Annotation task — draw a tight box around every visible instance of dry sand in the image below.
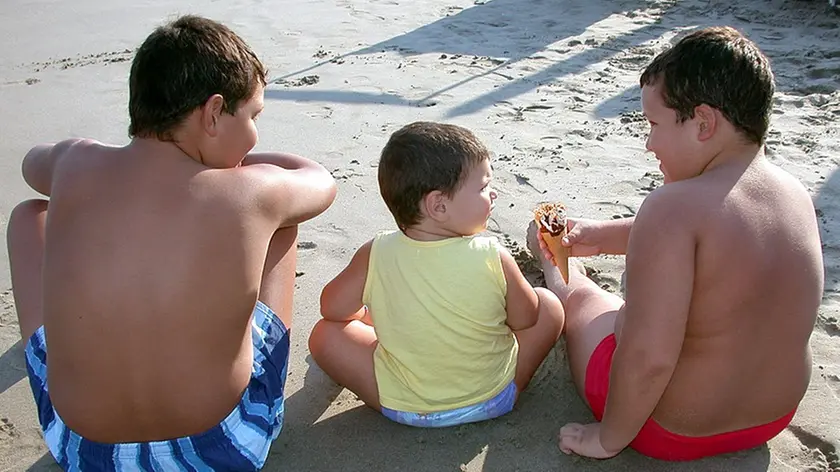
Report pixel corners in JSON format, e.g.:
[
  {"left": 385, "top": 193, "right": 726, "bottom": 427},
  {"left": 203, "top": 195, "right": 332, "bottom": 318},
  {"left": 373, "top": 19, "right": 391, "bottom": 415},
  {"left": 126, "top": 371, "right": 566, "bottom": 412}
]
[{"left": 1, "top": 0, "right": 839, "bottom": 470}]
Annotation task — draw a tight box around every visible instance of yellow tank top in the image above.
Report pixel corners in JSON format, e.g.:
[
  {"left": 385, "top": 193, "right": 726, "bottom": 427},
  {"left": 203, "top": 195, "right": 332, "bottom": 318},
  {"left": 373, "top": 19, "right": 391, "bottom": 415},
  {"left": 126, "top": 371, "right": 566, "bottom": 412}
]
[{"left": 363, "top": 230, "right": 518, "bottom": 413}]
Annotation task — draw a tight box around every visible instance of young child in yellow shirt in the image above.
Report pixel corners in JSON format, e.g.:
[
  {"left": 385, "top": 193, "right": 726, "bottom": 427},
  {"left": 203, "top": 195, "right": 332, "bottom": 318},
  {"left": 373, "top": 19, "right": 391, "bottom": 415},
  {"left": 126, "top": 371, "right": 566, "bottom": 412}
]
[{"left": 309, "top": 121, "right": 565, "bottom": 427}]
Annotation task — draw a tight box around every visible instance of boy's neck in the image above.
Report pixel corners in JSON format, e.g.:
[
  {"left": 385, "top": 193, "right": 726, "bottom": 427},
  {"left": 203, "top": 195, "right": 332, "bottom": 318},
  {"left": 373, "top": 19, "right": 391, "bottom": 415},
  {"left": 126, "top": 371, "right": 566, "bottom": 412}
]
[
  {"left": 128, "top": 136, "right": 204, "bottom": 165},
  {"left": 701, "top": 140, "right": 763, "bottom": 176}
]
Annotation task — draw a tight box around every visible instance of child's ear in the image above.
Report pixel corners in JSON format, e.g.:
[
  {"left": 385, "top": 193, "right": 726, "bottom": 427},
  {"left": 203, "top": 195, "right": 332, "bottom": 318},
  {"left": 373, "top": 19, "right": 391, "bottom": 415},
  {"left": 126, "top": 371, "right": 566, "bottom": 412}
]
[
  {"left": 422, "top": 190, "right": 449, "bottom": 223},
  {"left": 694, "top": 104, "right": 717, "bottom": 141},
  {"left": 201, "top": 94, "right": 225, "bottom": 137}
]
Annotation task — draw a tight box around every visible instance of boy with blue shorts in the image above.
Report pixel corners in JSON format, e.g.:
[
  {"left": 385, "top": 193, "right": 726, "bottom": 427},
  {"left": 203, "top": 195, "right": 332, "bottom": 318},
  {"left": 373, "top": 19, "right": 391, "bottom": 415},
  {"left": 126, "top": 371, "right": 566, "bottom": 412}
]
[
  {"left": 309, "top": 122, "right": 566, "bottom": 427},
  {"left": 6, "top": 15, "right": 336, "bottom": 471}
]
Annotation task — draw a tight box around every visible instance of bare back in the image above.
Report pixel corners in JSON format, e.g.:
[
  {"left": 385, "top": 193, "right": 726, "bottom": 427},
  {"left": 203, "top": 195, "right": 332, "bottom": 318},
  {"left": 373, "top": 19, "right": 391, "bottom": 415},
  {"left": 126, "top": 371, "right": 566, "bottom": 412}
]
[
  {"left": 651, "top": 158, "right": 823, "bottom": 435},
  {"left": 42, "top": 142, "right": 283, "bottom": 442}
]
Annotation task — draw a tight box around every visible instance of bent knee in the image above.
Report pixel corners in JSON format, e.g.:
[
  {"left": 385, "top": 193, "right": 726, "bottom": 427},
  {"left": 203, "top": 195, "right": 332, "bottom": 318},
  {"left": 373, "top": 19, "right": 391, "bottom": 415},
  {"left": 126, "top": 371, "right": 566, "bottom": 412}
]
[
  {"left": 308, "top": 320, "right": 328, "bottom": 353},
  {"left": 534, "top": 286, "right": 560, "bottom": 303},
  {"left": 308, "top": 320, "right": 339, "bottom": 361},
  {"left": 7, "top": 199, "right": 48, "bottom": 244},
  {"left": 535, "top": 288, "right": 565, "bottom": 317}
]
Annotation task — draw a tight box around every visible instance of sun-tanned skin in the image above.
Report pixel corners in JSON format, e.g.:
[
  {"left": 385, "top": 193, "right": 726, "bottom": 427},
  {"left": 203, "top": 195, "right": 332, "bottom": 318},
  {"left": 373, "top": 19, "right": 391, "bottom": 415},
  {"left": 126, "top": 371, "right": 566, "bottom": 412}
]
[
  {"left": 7, "top": 85, "right": 337, "bottom": 443},
  {"left": 529, "top": 46, "right": 823, "bottom": 457}
]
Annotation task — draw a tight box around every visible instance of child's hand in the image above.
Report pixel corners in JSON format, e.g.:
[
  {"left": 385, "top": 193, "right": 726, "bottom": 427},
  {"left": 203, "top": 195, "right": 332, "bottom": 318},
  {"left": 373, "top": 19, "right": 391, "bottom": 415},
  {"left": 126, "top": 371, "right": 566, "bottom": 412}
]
[{"left": 562, "top": 218, "right": 603, "bottom": 257}]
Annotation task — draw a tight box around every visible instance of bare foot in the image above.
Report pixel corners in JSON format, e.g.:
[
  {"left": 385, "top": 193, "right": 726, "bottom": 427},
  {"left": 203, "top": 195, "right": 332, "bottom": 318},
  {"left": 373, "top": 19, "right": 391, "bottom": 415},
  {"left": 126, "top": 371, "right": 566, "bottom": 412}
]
[{"left": 526, "top": 221, "right": 588, "bottom": 304}]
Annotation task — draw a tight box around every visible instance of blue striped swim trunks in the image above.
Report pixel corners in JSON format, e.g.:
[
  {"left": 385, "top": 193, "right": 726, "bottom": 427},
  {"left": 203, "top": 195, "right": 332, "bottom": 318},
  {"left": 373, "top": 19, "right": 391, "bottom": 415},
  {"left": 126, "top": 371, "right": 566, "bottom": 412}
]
[
  {"left": 24, "top": 301, "right": 289, "bottom": 471},
  {"left": 381, "top": 381, "right": 517, "bottom": 428}
]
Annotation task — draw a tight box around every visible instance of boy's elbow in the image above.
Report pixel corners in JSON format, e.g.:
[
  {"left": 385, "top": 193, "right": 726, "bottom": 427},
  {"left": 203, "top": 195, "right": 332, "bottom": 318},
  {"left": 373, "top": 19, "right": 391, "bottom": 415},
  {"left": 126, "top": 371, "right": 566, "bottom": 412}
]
[
  {"left": 22, "top": 147, "right": 50, "bottom": 196},
  {"left": 318, "top": 171, "right": 338, "bottom": 211},
  {"left": 623, "top": 346, "right": 677, "bottom": 380},
  {"left": 306, "top": 173, "right": 337, "bottom": 222}
]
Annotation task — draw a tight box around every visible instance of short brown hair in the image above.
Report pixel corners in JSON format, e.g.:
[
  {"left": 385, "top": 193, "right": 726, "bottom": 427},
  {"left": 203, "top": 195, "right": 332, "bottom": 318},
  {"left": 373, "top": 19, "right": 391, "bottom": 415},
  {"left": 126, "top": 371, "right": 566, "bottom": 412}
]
[
  {"left": 128, "top": 15, "right": 267, "bottom": 141},
  {"left": 640, "top": 26, "right": 775, "bottom": 145},
  {"left": 378, "top": 122, "right": 490, "bottom": 230}
]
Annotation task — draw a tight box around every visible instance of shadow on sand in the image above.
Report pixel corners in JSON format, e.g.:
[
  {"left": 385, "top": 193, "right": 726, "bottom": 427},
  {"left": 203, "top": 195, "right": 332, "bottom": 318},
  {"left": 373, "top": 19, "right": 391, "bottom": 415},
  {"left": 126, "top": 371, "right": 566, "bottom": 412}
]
[
  {"left": 267, "top": 0, "right": 677, "bottom": 118},
  {"left": 265, "top": 351, "right": 771, "bottom": 472}
]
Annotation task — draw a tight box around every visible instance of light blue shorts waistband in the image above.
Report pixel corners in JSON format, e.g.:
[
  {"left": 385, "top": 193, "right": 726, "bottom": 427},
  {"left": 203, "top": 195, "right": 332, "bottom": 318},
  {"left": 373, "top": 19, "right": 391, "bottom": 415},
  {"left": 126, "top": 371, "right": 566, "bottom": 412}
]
[{"left": 381, "top": 381, "right": 517, "bottom": 428}]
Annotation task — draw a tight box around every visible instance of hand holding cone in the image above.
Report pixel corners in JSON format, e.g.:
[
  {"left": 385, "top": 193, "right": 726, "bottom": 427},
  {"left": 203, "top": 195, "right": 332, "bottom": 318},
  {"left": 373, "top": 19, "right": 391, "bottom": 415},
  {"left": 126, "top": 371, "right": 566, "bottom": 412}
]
[{"left": 533, "top": 202, "right": 570, "bottom": 283}]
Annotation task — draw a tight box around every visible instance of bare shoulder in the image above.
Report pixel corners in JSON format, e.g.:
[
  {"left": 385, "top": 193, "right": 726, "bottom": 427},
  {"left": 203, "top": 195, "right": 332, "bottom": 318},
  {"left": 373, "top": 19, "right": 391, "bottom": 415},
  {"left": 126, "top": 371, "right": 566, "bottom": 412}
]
[
  {"left": 766, "top": 162, "right": 812, "bottom": 199},
  {"left": 22, "top": 138, "right": 108, "bottom": 195},
  {"left": 635, "top": 181, "right": 705, "bottom": 233},
  {"left": 762, "top": 162, "right": 819, "bottom": 227},
  {"left": 52, "top": 137, "right": 103, "bottom": 156},
  {"left": 26, "top": 138, "right": 92, "bottom": 162}
]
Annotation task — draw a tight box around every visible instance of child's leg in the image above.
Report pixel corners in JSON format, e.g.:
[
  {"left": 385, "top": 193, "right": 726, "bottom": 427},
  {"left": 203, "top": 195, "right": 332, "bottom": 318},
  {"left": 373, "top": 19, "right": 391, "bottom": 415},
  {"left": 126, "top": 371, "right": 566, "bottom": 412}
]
[
  {"left": 526, "top": 226, "right": 623, "bottom": 404},
  {"left": 512, "top": 287, "right": 565, "bottom": 393},
  {"left": 308, "top": 317, "right": 381, "bottom": 410},
  {"left": 6, "top": 199, "right": 49, "bottom": 341},
  {"left": 257, "top": 226, "right": 299, "bottom": 329}
]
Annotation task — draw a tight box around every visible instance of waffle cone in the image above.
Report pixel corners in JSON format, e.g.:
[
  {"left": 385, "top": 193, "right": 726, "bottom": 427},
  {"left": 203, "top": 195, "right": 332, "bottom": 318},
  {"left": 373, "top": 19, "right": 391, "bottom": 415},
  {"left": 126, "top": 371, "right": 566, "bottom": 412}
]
[{"left": 540, "top": 227, "right": 569, "bottom": 283}]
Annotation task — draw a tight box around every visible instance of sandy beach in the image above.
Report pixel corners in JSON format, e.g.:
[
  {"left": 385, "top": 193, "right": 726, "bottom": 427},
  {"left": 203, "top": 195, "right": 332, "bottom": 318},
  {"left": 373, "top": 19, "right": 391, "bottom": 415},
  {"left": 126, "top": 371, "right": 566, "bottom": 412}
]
[{"left": 1, "top": 0, "right": 839, "bottom": 470}]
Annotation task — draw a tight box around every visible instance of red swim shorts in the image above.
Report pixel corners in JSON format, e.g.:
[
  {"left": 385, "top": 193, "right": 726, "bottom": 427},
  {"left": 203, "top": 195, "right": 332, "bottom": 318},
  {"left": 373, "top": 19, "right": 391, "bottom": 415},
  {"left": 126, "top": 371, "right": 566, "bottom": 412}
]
[{"left": 584, "top": 334, "right": 795, "bottom": 461}]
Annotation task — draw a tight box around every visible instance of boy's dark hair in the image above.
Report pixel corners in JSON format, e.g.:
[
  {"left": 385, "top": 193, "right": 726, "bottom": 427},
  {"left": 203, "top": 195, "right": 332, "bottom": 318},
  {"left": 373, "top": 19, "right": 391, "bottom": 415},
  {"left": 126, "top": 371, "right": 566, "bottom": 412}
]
[
  {"left": 640, "top": 26, "right": 774, "bottom": 145},
  {"left": 378, "top": 122, "right": 490, "bottom": 230},
  {"left": 128, "top": 15, "right": 267, "bottom": 141}
]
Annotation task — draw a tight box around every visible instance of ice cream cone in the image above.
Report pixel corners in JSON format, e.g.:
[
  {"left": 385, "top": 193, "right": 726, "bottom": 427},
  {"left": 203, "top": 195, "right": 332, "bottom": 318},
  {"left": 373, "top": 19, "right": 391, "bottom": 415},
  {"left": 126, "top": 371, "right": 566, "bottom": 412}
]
[
  {"left": 539, "top": 226, "right": 570, "bottom": 283},
  {"left": 533, "top": 201, "right": 570, "bottom": 283}
]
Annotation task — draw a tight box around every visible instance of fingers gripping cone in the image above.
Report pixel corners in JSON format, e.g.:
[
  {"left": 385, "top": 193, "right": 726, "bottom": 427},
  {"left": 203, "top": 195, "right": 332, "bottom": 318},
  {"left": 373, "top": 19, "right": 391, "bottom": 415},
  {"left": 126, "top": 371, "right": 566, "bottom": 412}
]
[{"left": 533, "top": 202, "right": 570, "bottom": 283}]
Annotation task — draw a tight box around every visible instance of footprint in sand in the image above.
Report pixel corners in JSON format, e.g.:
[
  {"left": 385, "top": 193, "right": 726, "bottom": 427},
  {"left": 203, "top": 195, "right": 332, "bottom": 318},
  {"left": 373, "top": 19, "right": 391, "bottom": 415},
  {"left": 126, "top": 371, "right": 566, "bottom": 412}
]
[
  {"left": 0, "top": 290, "right": 16, "bottom": 327},
  {"left": 308, "top": 223, "right": 352, "bottom": 253},
  {"left": 584, "top": 266, "right": 622, "bottom": 294},
  {"left": 297, "top": 241, "right": 317, "bottom": 251},
  {"left": 272, "top": 75, "right": 320, "bottom": 87},
  {"left": 638, "top": 171, "right": 664, "bottom": 196},
  {"left": 306, "top": 106, "right": 333, "bottom": 120},
  {"left": 787, "top": 425, "right": 840, "bottom": 472},
  {"left": 441, "top": 5, "right": 464, "bottom": 16},
  {"left": 594, "top": 200, "right": 638, "bottom": 217},
  {"left": 27, "top": 49, "right": 134, "bottom": 72},
  {"left": 0, "top": 78, "right": 41, "bottom": 88},
  {"left": 500, "top": 234, "right": 544, "bottom": 288},
  {"left": 493, "top": 101, "right": 537, "bottom": 122},
  {"left": 331, "top": 160, "right": 365, "bottom": 181},
  {"left": 335, "top": 0, "right": 387, "bottom": 22},
  {"left": 0, "top": 418, "right": 20, "bottom": 440},
  {"left": 818, "top": 314, "right": 840, "bottom": 337}
]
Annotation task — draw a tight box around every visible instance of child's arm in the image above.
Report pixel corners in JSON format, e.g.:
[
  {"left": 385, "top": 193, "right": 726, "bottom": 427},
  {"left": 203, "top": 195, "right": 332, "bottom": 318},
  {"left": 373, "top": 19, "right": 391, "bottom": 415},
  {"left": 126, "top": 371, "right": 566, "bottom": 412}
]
[
  {"left": 499, "top": 247, "right": 540, "bottom": 331},
  {"left": 21, "top": 138, "right": 86, "bottom": 196},
  {"left": 320, "top": 240, "right": 373, "bottom": 322},
  {"left": 243, "top": 152, "right": 337, "bottom": 228}
]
